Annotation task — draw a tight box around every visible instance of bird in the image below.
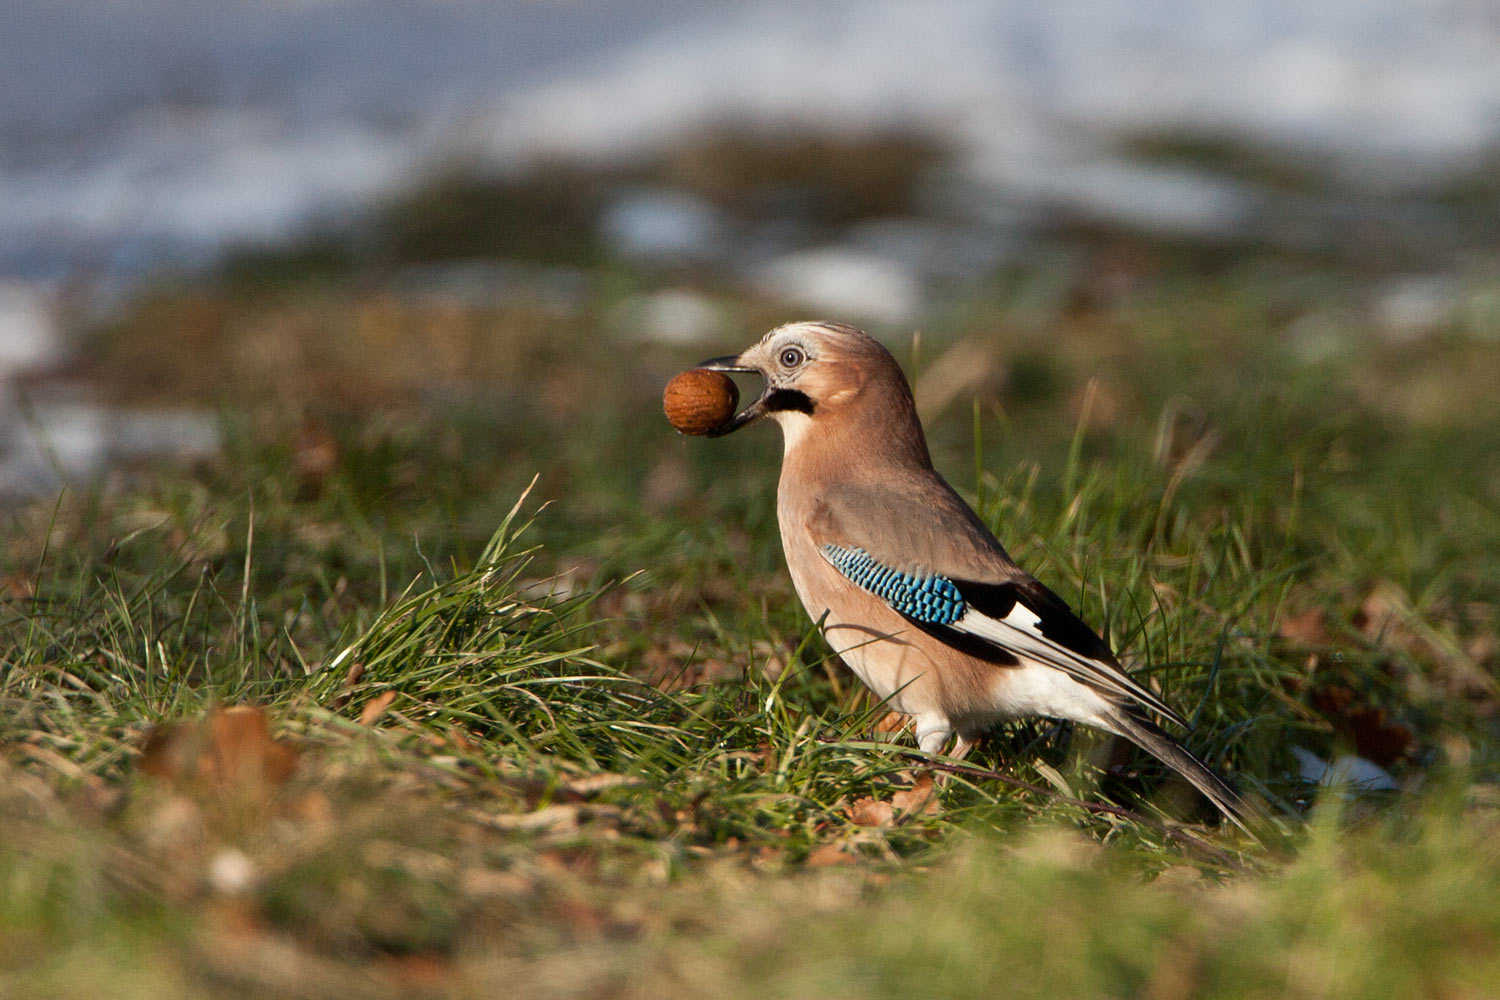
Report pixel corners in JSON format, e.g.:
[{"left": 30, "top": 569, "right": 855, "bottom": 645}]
[{"left": 695, "top": 320, "right": 1253, "bottom": 830}]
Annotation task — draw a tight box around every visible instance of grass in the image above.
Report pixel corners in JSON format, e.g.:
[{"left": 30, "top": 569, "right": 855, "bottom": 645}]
[{"left": 3, "top": 240, "right": 1500, "bottom": 997}]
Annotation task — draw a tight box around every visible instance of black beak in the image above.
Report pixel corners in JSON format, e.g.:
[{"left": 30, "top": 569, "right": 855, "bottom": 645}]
[
  {"left": 696, "top": 355, "right": 756, "bottom": 374},
  {"left": 696, "top": 354, "right": 769, "bottom": 436}
]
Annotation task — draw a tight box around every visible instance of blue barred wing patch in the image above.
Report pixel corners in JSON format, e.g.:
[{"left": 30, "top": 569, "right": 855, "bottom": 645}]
[{"left": 821, "top": 545, "right": 966, "bottom": 625}]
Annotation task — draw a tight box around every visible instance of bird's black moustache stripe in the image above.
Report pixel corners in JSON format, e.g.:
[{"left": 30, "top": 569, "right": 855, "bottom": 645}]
[{"left": 764, "top": 389, "right": 814, "bottom": 414}]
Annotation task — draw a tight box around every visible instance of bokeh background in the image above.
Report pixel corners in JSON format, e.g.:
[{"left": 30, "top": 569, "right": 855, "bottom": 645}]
[
  {"left": 7, "top": 6, "right": 1500, "bottom": 995},
  {"left": 4, "top": 0, "right": 1500, "bottom": 495}
]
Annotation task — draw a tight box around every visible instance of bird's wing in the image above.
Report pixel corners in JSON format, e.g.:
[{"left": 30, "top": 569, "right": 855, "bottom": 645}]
[{"left": 808, "top": 482, "right": 1187, "bottom": 728}]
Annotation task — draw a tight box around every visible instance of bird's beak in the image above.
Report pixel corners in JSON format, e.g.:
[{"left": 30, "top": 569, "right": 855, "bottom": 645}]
[{"left": 696, "top": 354, "right": 769, "bottom": 437}]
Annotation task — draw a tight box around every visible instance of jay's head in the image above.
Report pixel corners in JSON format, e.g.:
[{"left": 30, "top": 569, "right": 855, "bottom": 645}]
[{"left": 698, "top": 321, "right": 928, "bottom": 460}]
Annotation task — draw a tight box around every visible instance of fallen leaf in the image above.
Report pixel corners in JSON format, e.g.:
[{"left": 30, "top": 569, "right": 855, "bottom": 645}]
[
  {"left": 891, "top": 774, "right": 941, "bottom": 818},
  {"left": 139, "top": 793, "right": 205, "bottom": 853},
  {"left": 847, "top": 797, "right": 894, "bottom": 828},
  {"left": 288, "top": 790, "right": 335, "bottom": 829},
  {"left": 358, "top": 690, "right": 397, "bottom": 727},
  {"left": 1309, "top": 686, "right": 1415, "bottom": 766},
  {"left": 1278, "top": 607, "right": 1328, "bottom": 646},
  {"left": 1310, "top": 685, "right": 1355, "bottom": 716},
  {"left": 0, "top": 572, "right": 34, "bottom": 599},
  {"left": 139, "top": 705, "right": 298, "bottom": 794},
  {"left": 211, "top": 706, "right": 298, "bottom": 787},
  {"left": 1353, "top": 585, "right": 1421, "bottom": 656},
  {"left": 444, "top": 726, "right": 478, "bottom": 755},
  {"left": 330, "top": 660, "right": 365, "bottom": 708},
  {"left": 805, "top": 842, "right": 852, "bottom": 867},
  {"left": 138, "top": 724, "right": 192, "bottom": 781},
  {"left": 1354, "top": 589, "right": 1398, "bottom": 640},
  {"left": 1343, "top": 705, "right": 1416, "bottom": 766},
  {"left": 873, "top": 712, "right": 912, "bottom": 736},
  {"left": 293, "top": 416, "right": 340, "bottom": 496}
]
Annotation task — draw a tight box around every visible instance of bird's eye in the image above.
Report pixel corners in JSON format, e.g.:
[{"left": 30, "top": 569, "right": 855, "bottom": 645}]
[{"left": 778, "top": 346, "right": 805, "bottom": 368}]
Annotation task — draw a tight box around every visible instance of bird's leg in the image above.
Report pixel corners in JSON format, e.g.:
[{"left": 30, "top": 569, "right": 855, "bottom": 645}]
[
  {"left": 919, "top": 733, "right": 978, "bottom": 789},
  {"left": 893, "top": 723, "right": 948, "bottom": 796},
  {"left": 915, "top": 724, "right": 950, "bottom": 755}
]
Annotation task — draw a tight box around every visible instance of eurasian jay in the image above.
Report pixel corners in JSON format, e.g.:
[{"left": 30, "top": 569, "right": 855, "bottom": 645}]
[{"left": 698, "top": 320, "right": 1251, "bottom": 829}]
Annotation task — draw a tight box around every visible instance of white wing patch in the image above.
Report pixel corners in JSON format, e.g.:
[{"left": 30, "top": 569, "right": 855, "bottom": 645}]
[
  {"left": 951, "top": 604, "right": 1186, "bottom": 728},
  {"left": 810, "top": 542, "right": 1187, "bottom": 728},
  {"left": 998, "top": 602, "right": 1040, "bottom": 630}
]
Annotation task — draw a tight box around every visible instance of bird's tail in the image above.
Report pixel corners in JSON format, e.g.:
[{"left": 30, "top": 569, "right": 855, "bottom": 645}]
[{"left": 1101, "top": 708, "right": 1261, "bottom": 839}]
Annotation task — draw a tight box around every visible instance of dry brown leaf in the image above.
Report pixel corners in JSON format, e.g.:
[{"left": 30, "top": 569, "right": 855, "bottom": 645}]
[
  {"left": 139, "top": 793, "right": 206, "bottom": 854},
  {"left": 329, "top": 660, "right": 366, "bottom": 709},
  {"left": 847, "top": 797, "right": 895, "bottom": 828},
  {"left": 1278, "top": 607, "right": 1328, "bottom": 646},
  {"left": 1355, "top": 588, "right": 1398, "bottom": 639},
  {"left": 805, "top": 842, "right": 852, "bottom": 867},
  {"left": 1, "top": 572, "right": 35, "bottom": 599},
  {"left": 872, "top": 712, "right": 912, "bottom": 736},
  {"left": 139, "top": 705, "right": 298, "bottom": 794},
  {"left": 358, "top": 690, "right": 397, "bottom": 727},
  {"left": 138, "top": 724, "right": 192, "bottom": 781},
  {"left": 1343, "top": 705, "right": 1416, "bottom": 766},
  {"left": 211, "top": 706, "right": 298, "bottom": 787},
  {"left": 891, "top": 774, "right": 941, "bottom": 818},
  {"left": 1309, "top": 685, "right": 1415, "bottom": 766},
  {"left": 293, "top": 416, "right": 340, "bottom": 495},
  {"left": 443, "top": 726, "right": 478, "bottom": 755},
  {"left": 752, "top": 639, "right": 789, "bottom": 681},
  {"left": 1353, "top": 585, "right": 1422, "bottom": 656}
]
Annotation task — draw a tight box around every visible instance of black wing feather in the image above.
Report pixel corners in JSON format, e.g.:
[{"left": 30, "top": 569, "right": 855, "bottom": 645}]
[
  {"left": 957, "top": 578, "right": 1118, "bottom": 667},
  {"left": 891, "top": 575, "right": 1187, "bottom": 729}
]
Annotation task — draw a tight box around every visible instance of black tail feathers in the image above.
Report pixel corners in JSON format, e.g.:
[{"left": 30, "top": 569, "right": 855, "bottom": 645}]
[{"left": 1103, "top": 709, "right": 1263, "bottom": 839}]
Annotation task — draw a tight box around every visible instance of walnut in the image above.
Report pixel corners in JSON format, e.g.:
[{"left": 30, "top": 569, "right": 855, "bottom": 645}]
[{"left": 663, "top": 369, "right": 739, "bottom": 436}]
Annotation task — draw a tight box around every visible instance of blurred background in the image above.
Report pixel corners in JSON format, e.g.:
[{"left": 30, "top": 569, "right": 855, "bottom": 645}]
[
  {"left": 2, "top": 0, "right": 1498, "bottom": 496},
  {"left": 9, "top": 8, "right": 1500, "bottom": 989}
]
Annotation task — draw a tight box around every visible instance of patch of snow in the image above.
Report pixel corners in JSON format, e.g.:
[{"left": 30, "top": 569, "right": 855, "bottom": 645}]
[
  {"left": 612, "top": 289, "right": 726, "bottom": 345},
  {"left": 601, "top": 188, "right": 734, "bottom": 264},
  {"left": 1293, "top": 746, "right": 1399, "bottom": 792},
  {"left": 751, "top": 247, "right": 923, "bottom": 325},
  {"left": 0, "top": 282, "right": 62, "bottom": 378}
]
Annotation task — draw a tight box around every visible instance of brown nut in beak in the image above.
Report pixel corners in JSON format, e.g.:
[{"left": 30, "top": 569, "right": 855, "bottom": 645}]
[{"left": 663, "top": 369, "right": 740, "bottom": 436}]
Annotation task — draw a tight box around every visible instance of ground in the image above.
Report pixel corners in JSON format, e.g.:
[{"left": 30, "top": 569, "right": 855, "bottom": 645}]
[{"left": 4, "top": 203, "right": 1500, "bottom": 997}]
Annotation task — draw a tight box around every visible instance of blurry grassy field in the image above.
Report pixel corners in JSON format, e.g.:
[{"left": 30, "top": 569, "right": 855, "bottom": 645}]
[{"left": 4, "top": 201, "right": 1500, "bottom": 997}]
